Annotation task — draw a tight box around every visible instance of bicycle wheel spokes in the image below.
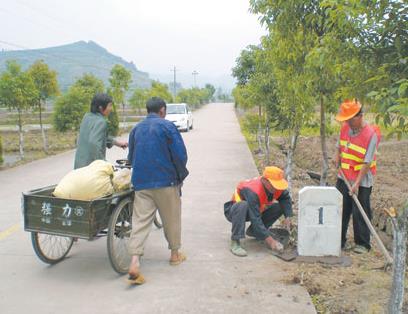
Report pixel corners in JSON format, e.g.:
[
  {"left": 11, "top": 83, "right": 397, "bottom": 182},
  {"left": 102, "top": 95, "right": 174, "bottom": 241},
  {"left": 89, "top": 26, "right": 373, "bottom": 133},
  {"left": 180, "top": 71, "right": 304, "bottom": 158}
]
[
  {"left": 38, "top": 234, "right": 69, "bottom": 259},
  {"left": 107, "top": 197, "right": 133, "bottom": 274},
  {"left": 32, "top": 232, "right": 74, "bottom": 264}
]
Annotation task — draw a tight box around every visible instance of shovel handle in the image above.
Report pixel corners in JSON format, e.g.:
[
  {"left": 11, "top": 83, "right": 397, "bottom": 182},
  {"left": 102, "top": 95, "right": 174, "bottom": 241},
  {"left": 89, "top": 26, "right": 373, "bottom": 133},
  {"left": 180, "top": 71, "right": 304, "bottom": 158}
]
[{"left": 339, "top": 169, "right": 393, "bottom": 265}]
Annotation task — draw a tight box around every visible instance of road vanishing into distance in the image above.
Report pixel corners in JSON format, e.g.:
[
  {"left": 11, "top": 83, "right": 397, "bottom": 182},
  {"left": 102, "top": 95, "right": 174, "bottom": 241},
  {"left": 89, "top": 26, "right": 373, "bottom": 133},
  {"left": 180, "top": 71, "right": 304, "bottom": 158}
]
[{"left": 0, "top": 103, "right": 315, "bottom": 314}]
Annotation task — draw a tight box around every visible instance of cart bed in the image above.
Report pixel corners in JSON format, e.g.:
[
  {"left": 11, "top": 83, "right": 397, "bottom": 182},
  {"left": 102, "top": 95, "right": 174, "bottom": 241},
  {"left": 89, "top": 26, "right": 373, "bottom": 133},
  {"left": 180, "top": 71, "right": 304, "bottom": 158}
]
[{"left": 22, "top": 185, "right": 132, "bottom": 239}]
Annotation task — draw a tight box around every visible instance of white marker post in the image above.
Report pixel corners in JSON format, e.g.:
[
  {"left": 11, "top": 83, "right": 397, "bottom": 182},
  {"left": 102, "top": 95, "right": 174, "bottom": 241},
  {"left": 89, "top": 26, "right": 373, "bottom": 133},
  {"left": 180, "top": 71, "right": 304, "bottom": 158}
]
[{"left": 298, "top": 186, "right": 343, "bottom": 257}]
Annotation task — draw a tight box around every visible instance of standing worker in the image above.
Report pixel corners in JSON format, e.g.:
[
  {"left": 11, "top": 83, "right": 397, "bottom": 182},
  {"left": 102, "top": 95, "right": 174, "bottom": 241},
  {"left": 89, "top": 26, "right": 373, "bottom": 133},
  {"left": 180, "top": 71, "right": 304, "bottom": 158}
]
[
  {"left": 74, "top": 93, "right": 128, "bottom": 169},
  {"left": 127, "top": 97, "right": 189, "bottom": 284},
  {"left": 334, "top": 99, "right": 380, "bottom": 254},
  {"left": 224, "top": 166, "right": 293, "bottom": 257}
]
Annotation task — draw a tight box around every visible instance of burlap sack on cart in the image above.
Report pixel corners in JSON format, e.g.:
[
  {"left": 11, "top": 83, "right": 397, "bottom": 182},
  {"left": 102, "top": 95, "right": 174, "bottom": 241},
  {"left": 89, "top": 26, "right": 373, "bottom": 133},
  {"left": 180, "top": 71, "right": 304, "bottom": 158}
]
[
  {"left": 53, "top": 160, "right": 114, "bottom": 200},
  {"left": 112, "top": 168, "right": 131, "bottom": 192}
]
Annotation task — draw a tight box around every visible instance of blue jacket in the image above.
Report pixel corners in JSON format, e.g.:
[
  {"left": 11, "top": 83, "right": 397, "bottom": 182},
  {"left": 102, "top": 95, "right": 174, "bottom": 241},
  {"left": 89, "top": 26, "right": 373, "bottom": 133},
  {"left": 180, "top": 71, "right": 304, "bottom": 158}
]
[{"left": 128, "top": 113, "right": 189, "bottom": 191}]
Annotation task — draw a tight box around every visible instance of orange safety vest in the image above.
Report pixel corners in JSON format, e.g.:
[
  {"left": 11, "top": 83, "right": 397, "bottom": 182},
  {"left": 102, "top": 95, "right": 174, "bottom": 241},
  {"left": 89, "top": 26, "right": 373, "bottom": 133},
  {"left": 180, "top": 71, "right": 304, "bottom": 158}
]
[
  {"left": 231, "top": 177, "right": 283, "bottom": 214},
  {"left": 339, "top": 123, "right": 379, "bottom": 181}
]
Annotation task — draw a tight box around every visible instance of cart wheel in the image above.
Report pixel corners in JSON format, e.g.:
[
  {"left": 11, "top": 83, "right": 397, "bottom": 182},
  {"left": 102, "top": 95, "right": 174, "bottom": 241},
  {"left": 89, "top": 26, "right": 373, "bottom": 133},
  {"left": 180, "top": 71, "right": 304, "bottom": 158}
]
[
  {"left": 31, "top": 232, "right": 74, "bottom": 264},
  {"left": 154, "top": 213, "right": 163, "bottom": 229},
  {"left": 107, "top": 197, "right": 133, "bottom": 274}
]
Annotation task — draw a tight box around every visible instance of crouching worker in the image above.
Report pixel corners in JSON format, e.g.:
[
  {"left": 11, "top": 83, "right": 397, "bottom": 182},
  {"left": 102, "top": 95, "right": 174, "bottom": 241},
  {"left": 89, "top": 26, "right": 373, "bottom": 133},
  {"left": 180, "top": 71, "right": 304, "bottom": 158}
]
[{"left": 224, "top": 166, "right": 292, "bottom": 257}]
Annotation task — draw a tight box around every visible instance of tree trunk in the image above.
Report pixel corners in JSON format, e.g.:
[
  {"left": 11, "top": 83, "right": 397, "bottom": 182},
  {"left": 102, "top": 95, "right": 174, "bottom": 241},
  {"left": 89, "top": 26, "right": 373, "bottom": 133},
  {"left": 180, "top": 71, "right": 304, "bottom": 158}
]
[
  {"left": 257, "top": 104, "right": 263, "bottom": 152},
  {"left": 285, "top": 130, "right": 299, "bottom": 194},
  {"left": 320, "top": 95, "right": 329, "bottom": 186},
  {"left": 39, "top": 100, "right": 48, "bottom": 153},
  {"left": 264, "top": 117, "right": 271, "bottom": 165},
  {"left": 389, "top": 200, "right": 408, "bottom": 314},
  {"left": 18, "top": 109, "right": 24, "bottom": 159}
]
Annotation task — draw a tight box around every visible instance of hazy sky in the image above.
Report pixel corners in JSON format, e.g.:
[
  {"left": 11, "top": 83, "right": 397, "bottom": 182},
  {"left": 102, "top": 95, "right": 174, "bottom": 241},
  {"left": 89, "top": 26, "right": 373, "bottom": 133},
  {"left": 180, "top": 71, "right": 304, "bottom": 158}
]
[{"left": 0, "top": 0, "right": 266, "bottom": 88}]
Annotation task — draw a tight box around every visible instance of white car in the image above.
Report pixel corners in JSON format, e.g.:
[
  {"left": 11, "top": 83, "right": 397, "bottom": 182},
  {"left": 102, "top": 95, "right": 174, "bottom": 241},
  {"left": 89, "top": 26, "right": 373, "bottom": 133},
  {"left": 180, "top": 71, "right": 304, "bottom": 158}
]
[{"left": 165, "top": 103, "right": 194, "bottom": 132}]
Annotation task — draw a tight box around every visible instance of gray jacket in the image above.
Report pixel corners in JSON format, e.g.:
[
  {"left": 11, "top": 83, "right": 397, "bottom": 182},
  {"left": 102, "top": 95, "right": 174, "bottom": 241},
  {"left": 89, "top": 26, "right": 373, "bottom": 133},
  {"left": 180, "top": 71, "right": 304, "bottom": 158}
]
[{"left": 74, "top": 112, "right": 113, "bottom": 169}]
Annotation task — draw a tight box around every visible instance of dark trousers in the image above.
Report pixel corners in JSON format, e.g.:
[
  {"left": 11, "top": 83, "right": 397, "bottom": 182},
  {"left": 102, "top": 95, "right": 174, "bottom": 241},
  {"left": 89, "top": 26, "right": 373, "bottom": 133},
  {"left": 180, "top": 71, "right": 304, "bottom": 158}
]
[
  {"left": 336, "top": 178, "right": 372, "bottom": 250},
  {"left": 224, "top": 201, "right": 284, "bottom": 241}
]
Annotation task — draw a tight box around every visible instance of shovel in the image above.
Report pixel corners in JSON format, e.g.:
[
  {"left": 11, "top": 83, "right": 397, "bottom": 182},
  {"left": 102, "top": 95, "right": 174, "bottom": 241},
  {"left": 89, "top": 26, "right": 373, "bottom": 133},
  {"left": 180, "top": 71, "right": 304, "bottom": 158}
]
[{"left": 339, "top": 169, "right": 393, "bottom": 265}]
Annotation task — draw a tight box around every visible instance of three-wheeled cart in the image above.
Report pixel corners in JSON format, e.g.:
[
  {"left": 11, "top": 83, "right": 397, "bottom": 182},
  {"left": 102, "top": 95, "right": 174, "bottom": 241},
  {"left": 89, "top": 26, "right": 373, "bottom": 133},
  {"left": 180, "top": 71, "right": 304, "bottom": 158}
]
[{"left": 22, "top": 186, "right": 134, "bottom": 274}]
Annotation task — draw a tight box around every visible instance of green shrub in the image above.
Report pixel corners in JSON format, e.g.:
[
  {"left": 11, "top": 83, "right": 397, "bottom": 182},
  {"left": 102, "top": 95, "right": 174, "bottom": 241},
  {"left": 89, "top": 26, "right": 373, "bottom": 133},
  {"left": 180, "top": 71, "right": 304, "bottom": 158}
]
[
  {"left": 107, "top": 104, "right": 119, "bottom": 136},
  {"left": 240, "top": 112, "right": 264, "bottom": 135},
  {"left": 53, "top": 86, "right": 88, "bottom": 132}
]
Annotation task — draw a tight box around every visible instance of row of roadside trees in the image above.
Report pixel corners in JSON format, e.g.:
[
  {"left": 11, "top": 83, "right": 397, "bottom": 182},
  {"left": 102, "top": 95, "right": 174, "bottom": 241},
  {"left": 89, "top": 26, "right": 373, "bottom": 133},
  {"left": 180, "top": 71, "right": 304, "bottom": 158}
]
[
  {"left": 0, "top": 60, "right": 58, "bottom": 159},
  {"left": 0, "top": 59, "right": 217, "bottom": 162},
  {"left": 0, "top": 60, "right": 131, "bottom": 159},
  {"left": 233, "top": 0, "right": 407, "bottom": 188},
  {"left": 129, "top": 82, "right": 216, "bottom": 114},
  {"left": 232, "top": 1, "right": 406, "bottom": 312}
]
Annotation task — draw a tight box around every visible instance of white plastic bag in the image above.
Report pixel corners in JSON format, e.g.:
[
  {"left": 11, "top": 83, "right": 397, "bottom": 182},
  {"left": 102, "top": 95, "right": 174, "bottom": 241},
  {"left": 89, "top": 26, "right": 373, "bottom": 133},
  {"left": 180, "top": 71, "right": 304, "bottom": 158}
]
[{"left": 112, "top": 168, "right": 132, "bottom": 192}]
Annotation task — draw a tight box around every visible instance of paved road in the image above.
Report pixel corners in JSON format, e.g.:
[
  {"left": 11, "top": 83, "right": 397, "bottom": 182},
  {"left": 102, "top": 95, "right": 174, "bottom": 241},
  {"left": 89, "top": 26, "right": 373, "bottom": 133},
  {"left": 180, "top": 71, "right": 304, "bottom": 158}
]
[{"left": 0, "top": 103, "right": 315, "bottom": 314}]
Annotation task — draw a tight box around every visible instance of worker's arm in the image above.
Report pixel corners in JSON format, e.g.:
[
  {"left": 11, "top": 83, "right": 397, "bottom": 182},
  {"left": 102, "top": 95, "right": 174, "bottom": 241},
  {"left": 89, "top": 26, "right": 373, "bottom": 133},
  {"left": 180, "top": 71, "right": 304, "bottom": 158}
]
[
  {"left": 277, "top": 190, "right": 293, "bottom": 231},
  {"left": 277, "top": 190, "right": 293, "bottom": 218},
  {"left": 333, "top": 139, "right": 341, "bottom": 168},
  {"left": 167, "top": 123, "right": 189, "bottom": 183},
  {"left": 239, "top": 188, "right": 270, "bottom": 240}
]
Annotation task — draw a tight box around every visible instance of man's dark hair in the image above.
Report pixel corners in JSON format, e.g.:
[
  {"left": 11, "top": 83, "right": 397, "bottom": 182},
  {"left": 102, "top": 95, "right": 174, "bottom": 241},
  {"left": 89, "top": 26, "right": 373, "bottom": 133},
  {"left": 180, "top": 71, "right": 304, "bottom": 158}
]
[
  {"left": 90, "top": 93, "right": 113, "bottom": 113},
  {"left": 146, "top": 97, "right": 166, "bottom": 113}
]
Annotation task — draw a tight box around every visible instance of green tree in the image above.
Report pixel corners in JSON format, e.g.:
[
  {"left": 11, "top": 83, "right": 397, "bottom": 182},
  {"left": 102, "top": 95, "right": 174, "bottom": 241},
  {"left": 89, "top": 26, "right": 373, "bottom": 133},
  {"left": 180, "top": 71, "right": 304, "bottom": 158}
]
[
  {"left": 232, "top": 45, "right": 259, "bottom": 86},
  {"left": 250, "top": 0, "right": 363, "bottom": 185},
  {"left": 347, "top": 0, "right": 408, "bottom": 140},
  {"left": 175, "top": 89, "right": 188, "bottom": 104},
  {"left": 204, "top": 84, "right": 216, "bottom": 102},
  {"left": 53, "top": 74, "right": 105, "bottom": 133},
  {"left": 0, "top": 60, "right": 38, "bottom": 159},
  {"left": 147, "top": 81, "right": 173, "bottom": 103},
  {"left": 233, "top": 48, "right": 261, "bottom": 150},
  {"left": 109, "top": 64, "right": 132, "bottom": 125},
  {"left": 129, "top": 88, "right": 148, "bottom": 115},
  {"left": 53, "top": 86, "right": 89, "bottom": 132},
  {"left": 232, "top": 85, "right": 253, "bottom": 109},
  {"left": 176, "top": 87, "right": 208, "bottom": 107},
  {"left": 27, "top": 60, "right": 60, "bottom": 153},
  {"left": 72, "top": 73, "right": 105, "bottom": 101}
]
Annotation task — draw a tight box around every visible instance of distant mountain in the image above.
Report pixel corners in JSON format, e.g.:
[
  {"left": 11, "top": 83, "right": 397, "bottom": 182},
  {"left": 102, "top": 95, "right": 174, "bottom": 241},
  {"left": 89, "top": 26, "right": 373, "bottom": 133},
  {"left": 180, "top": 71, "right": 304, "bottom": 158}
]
[{"left": 0, "top": 41, "right": 151, "bottom": 91}]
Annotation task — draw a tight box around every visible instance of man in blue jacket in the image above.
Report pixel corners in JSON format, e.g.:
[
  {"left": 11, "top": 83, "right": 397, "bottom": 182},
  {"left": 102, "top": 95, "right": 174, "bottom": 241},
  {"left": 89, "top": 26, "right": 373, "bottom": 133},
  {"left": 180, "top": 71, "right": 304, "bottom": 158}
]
[{"left": 127, "top": 97, "right": 189, "bottom": 284}]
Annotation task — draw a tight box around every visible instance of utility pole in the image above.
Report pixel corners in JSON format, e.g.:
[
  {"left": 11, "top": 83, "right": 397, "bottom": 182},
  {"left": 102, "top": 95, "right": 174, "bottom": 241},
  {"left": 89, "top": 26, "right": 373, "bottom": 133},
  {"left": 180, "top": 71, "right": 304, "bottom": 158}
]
[
  {"left": 192, "top": 70, "right": 198, "bottom": 88},
  {"left": 171, "top": 66, "right": 178, "bottom": 100}
]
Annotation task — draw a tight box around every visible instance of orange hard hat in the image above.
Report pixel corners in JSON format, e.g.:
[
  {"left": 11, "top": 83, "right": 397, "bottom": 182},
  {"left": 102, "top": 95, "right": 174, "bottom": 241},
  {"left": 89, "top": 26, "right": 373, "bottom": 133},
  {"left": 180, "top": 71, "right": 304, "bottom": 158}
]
[
  {"left": 335, "top": 99, "right": 362, "bottom": 122},
  {"left": 262, "top": 166, "right": 288, "bottom": 190}
]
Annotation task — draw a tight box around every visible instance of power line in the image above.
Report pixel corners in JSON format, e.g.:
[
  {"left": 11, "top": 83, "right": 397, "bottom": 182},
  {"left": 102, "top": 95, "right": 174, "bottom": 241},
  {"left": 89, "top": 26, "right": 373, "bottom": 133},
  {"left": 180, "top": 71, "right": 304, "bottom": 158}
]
[
  {"left": 1, "top": 1, "right": 85, "bottom": 40},
  {"left": 0, "top": 7, "right": 53, "bottom": 32},
  {"left": 13, "top": 0, "right": 79, "bottom": 30}
]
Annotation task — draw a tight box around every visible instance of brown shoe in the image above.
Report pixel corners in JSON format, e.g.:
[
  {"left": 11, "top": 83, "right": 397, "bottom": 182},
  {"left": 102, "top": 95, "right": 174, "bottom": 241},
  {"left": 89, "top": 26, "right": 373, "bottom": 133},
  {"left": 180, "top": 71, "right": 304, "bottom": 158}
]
[
  {"left": 127, "top": 273, "right": 145, "bottom": 285},
  {"left": 169, "top": 252, "right": 187, "bottom": 266}
]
